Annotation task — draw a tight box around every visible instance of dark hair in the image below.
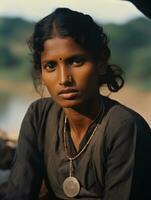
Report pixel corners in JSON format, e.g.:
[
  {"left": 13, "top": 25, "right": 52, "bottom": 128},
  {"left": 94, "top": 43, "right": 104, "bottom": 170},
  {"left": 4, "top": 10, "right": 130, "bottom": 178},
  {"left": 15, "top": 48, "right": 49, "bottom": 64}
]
[{"left": 28, "top": 7, "right": 124, "bottom": 93}]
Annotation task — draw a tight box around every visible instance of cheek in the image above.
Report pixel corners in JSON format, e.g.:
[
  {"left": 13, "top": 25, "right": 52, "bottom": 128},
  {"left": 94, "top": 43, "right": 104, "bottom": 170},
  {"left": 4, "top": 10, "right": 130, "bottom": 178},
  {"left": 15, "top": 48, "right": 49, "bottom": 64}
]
[
  {"left": 75, "top": 65, "right": 98, "bottom": 88},
  {"left": 41, "top": 72, "right": 56, "bottom": 94},
  {"left": 41, "top": 70, "right": 53, "bottom": 85}
]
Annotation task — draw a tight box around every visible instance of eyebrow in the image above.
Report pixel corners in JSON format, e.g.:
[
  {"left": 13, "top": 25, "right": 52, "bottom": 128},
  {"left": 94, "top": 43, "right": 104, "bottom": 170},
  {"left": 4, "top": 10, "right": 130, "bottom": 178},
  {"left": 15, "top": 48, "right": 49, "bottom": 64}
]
[
  {"left": 41, "top": 53, "right": 88, "bottom": 65},
  {"left": 65, "top": 54, "right": 87, "bottom": 62}
]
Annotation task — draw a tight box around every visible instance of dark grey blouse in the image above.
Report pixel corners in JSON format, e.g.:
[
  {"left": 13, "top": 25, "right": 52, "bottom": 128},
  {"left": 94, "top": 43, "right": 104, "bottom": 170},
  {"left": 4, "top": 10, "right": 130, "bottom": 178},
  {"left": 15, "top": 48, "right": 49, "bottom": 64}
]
[{"left": 3, "top": 96, "right": 151, "bottom": 200}]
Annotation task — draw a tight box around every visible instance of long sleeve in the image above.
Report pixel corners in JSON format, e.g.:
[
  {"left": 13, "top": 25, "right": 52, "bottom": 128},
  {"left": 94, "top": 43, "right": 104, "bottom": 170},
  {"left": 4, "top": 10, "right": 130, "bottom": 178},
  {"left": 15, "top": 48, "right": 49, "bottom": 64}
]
[
  {"left": 103, "top": 106, "right": 151, "bottom": 200},
  {"left": 130, "top": 116, "right": 151, "bottom": 199},
  {"left": 3, "top": 103, "right": 44, "bottom": 200}
]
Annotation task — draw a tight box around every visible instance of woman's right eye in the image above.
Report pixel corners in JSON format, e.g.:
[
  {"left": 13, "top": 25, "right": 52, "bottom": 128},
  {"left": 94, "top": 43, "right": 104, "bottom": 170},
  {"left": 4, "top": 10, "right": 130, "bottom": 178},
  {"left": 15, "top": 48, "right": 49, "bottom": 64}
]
[{"left": 43, "top": 61, "right": 56, "bottom": 72}]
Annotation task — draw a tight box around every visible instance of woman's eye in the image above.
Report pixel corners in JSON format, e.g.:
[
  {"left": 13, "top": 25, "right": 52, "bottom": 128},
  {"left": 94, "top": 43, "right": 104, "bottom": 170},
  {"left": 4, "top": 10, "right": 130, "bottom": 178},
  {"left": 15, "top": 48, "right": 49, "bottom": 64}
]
[
  {"left": 71, "top": 57, "right": 86, "bottom": 67},
  {"left": 43, "top": 61, "right": 56, "bottom": 72}
]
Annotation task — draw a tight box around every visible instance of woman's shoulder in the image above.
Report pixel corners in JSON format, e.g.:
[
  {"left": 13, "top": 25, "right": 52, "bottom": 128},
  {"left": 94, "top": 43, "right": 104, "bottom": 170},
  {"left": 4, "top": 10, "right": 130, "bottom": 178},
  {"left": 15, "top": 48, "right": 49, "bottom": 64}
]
[
  {"left": 27, "top": 97, "right": 54, "bottom": 113},
  {"left": 23, "top": 97, "right": 55, "bottom": 122},
  {"left": 102, "top": 96, "right": 150, "bottom": 134},
  {"left": 101, "top": 96, "right": 151, "bottom": 149}
]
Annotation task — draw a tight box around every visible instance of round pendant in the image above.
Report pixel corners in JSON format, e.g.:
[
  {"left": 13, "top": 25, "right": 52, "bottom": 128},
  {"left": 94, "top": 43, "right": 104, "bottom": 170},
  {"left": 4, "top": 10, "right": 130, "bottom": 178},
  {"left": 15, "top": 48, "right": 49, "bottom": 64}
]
[{"left": 63, "top": 176, "right": 80, "bottom": 197}]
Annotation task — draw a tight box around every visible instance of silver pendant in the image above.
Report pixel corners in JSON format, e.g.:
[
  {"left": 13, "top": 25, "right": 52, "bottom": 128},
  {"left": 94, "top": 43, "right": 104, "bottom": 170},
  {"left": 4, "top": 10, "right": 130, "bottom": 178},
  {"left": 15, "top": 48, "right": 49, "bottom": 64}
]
[{"left": 63, "top": 176, "right": 80, "bottom": 197}]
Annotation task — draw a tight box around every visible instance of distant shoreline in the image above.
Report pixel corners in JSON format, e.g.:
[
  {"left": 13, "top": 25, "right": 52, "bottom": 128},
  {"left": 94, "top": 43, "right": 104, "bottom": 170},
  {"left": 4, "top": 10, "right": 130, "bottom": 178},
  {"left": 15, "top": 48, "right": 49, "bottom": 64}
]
[{"left": 0, "top": 79, "right": 38, "bottom": 97}]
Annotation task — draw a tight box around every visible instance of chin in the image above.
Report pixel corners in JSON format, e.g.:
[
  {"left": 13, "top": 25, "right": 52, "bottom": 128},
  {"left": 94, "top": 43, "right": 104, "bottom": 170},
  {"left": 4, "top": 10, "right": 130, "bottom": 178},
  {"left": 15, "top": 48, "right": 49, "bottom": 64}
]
[{"left": 57, "top": 99, "right": 84, "bottom": 109}]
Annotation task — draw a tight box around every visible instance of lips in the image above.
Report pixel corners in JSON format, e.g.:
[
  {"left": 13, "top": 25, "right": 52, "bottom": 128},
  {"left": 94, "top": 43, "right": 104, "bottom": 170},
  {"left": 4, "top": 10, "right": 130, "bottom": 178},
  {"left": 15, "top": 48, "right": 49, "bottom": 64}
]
[{"left": 58, "top": 87, "right": 79, "bottom": 99}]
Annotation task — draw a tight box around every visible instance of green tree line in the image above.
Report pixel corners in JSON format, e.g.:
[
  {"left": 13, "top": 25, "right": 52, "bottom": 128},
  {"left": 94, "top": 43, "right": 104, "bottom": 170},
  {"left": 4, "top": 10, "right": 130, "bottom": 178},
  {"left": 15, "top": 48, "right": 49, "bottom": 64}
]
[{"left": 0, "top": 17, "right": 151, "bottom": 89}]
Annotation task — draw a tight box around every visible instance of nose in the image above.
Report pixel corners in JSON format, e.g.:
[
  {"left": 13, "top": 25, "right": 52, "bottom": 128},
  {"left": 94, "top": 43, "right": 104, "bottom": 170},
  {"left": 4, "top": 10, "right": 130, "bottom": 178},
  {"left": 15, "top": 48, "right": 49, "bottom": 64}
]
[{"left": 58, "top": 65, "right": 72, "bottom": 86}]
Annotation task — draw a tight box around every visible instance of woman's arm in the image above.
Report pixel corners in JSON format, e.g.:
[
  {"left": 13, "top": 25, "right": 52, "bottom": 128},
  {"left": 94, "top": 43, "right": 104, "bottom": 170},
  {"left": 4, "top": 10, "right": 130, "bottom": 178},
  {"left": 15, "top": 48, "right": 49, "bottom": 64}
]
[
  {"left": 130, "top": 117, "right": 151, "bottom": 200},
  {"left": 103, "top": 107, "right": 151, "bottom": 200},
  {"left": 3, "top": 103, "right": 44, "bottom": 200}
]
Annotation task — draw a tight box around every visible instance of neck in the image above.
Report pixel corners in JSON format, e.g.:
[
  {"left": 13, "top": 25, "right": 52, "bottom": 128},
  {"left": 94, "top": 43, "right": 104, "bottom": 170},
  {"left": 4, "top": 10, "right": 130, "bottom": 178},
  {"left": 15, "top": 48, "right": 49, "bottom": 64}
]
[{"left": 63, "top": 95, "right": 102, "bottom": 150}]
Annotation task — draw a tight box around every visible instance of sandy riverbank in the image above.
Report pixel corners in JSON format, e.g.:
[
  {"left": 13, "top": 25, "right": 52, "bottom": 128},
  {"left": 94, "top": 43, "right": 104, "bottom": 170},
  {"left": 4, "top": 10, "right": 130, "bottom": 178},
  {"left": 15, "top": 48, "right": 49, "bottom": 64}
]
[{"left": 110, "top": 86, "right": 151, "bottom": 126}]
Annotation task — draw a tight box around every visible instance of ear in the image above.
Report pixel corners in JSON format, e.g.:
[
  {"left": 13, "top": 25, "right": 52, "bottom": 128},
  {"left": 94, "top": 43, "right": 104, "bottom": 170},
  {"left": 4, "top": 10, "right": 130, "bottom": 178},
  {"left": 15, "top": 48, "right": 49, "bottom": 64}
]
[
  {"left": 96, "top": 60, "right": 107, "bottom": 75},
  {"left": 41, "top": 79, "right": 46, "bottom": 86},
  {"left": 40, "top": 73, "right": 46, "bottom": 86}
]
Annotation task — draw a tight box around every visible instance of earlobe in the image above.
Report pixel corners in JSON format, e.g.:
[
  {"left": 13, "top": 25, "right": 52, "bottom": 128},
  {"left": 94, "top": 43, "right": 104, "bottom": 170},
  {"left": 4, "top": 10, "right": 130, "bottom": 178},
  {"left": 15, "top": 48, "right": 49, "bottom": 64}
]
[
  {"left": 41, "top": 80, "right": 45, "bottom": 86},
  {"left": 97, "top": 61, "right": 107, "bottom": 75},
  {"left": 39, "top": 81, "right": 46, "bottom": 98},
  {"left": 40, "top": 74, "right": 46, "bottom": 86}
]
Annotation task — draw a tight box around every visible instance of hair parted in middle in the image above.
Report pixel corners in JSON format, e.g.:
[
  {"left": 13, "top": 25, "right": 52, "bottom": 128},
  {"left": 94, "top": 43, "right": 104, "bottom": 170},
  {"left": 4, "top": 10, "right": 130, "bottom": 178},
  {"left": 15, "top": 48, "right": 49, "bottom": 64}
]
[{"left": 28, "top": 7, "right": 124, "bottom": 93}]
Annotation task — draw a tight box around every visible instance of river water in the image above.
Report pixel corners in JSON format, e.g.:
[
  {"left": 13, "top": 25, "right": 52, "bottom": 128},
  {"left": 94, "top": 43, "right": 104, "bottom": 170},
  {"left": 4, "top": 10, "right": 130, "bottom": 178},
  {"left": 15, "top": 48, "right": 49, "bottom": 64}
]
[{"left": 0, "top": 92, "right": 34, "bottom": 134}]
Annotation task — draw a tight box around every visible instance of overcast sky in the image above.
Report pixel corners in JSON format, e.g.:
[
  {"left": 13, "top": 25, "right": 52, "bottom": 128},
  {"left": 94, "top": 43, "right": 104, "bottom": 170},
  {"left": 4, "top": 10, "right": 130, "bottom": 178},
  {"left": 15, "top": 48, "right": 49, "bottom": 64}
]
[{"left": 0, "top": 0, "right": 144, "bottom": 24}]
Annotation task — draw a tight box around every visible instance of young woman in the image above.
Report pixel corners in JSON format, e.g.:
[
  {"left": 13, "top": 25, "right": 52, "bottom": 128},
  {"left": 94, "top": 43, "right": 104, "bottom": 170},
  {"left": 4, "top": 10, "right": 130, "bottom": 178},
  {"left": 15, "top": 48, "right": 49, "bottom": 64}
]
[{"left": 3, "top": 8, "right": 151, "bottom": 200}]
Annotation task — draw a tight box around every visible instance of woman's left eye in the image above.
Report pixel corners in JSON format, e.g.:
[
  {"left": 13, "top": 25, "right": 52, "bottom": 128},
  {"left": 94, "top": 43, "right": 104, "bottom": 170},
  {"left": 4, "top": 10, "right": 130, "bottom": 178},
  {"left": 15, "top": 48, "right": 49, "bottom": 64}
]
[{"left": 71, "top": 57, "right": 86, "bottom": 67}]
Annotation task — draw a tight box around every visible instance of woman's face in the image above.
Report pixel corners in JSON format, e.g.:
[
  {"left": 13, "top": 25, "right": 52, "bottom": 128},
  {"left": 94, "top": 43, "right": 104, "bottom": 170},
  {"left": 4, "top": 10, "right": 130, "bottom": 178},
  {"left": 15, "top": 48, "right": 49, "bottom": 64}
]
[{"left": 41, "top": 37, "right": 100, "bottom": 108}]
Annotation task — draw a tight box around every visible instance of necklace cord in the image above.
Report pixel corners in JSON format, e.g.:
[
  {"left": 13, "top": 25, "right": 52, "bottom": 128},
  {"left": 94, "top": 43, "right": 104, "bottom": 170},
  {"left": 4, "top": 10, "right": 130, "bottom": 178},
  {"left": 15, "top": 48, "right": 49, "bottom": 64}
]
[{"left": 63, "top": 116, "right": 98, "bottom": 161}]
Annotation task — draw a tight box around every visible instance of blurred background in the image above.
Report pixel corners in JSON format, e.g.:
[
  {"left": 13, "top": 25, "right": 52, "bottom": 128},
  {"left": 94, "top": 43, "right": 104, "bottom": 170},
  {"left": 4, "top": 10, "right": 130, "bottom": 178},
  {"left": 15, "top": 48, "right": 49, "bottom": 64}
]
[{"left": 0, "top": 0, "right": 151, "bottom": 141}]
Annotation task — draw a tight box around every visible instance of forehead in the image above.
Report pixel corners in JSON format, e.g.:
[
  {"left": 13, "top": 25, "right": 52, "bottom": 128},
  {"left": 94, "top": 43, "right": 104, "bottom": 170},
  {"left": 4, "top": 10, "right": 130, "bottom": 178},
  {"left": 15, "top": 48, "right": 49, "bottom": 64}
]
[{"left": 41, "top": 37, "right": 87, "bottom": 61}]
